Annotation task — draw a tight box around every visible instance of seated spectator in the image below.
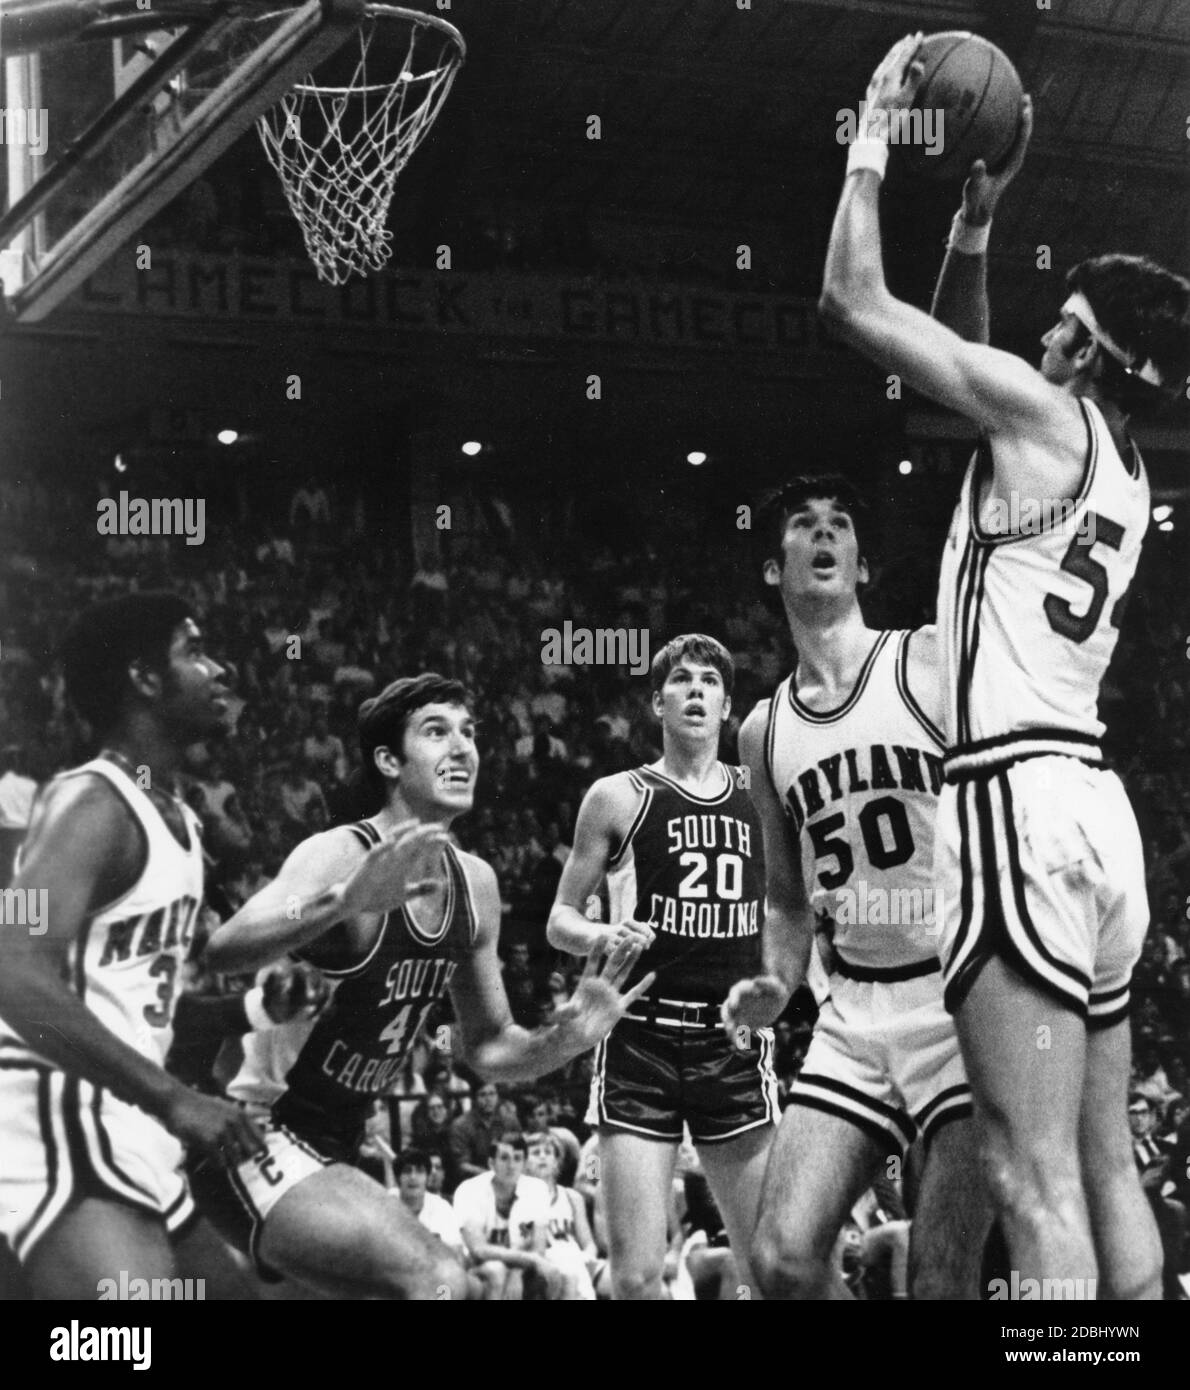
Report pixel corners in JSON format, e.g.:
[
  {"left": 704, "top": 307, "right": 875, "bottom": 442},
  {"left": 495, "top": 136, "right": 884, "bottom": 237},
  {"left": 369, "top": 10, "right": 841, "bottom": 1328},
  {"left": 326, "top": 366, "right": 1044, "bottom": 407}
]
[
  {"left": 392, "top": 1148, "right": 468, "bottom": 1265},
  {"left": 425, "top": 1054, "right": 472, "bottom": 1112},
  {"left": 426, "top": 1151, "right": 449, "bottom": 1198},
  {"left": 279, "top": 758, "right": 329, "bottom": 832},
  {"left": 530, "top": 685, "right": 569, "bottom": 729},
  {"left": 1130, "top": 1092, "right": 1188, "bottom": 1300},
  {"left": 450, "top": 1080, "right": 502, "bottom": 1183},
  {"left": 303, "top": 710, "right": 347, "bottom": 783},
  {"left": 523, "top": 1089, "right": 582, "bottom": 1187},
  {"left": 410, "top": 1090, "right": 457, "bottom": 1188},
  {"left": 526, "top": 1132, "right": 599, "bottom": 1299},
  {"left": 495, "top": 1093, "right": 524, "bottom": 1134},
  {"left": 515, "top": 714, "right": 567, "bottom": 763},
  {"left": 333, "top": 642, "right": 377, "bottom": 698},
  {"left": 289, "top": 476, "right": 331, "bottom": 528},
  {"left": 453, "top": 1133, "right": 562, "bottom": 1301}
]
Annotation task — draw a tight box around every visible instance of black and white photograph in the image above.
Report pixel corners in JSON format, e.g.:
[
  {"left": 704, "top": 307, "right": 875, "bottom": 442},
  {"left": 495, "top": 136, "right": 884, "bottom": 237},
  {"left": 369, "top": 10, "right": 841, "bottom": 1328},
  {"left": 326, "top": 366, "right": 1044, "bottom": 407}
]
[{"left": 0, "top": 0, "right": 1186, "bottom": 1359}]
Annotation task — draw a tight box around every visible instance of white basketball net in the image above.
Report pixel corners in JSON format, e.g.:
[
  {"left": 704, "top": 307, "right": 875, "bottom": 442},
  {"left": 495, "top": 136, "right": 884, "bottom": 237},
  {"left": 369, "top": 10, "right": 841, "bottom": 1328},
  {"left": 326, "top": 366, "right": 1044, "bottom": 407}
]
[{"left": 256, "top": 7, "right": 463, "bottom": 285}]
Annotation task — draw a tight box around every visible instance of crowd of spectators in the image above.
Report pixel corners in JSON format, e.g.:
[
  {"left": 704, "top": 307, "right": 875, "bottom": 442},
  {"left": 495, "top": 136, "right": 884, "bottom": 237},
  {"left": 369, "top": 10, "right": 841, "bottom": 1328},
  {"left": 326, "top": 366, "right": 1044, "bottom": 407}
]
[{"left": 1, "top": 468, "right": 1187, "bottom": 1294}]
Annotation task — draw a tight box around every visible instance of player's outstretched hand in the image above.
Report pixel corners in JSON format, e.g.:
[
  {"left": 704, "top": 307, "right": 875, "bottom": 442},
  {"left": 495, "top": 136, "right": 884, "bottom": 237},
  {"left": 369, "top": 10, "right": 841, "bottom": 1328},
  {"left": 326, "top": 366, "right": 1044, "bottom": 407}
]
[
  {"left": 722, "top": 975, "right": 791, "bottom": 1045},
  {"left": 552, "top": 938, "right": 656, "bottom": 1053},
  {"left": 164, "top": 1086, "right": 266, "bottom": 1168},
  {"left": 339, "top": 820, "right": 450, "bottom": 917},
  {"left": 864, "top": 31, "right": 925, "bottom": 118},
  {"left": 961, "top": 93, "right": 1033, "bottom": 225},
  {"left": 602, "top": 916, "right": 656, "bottom": 954}
]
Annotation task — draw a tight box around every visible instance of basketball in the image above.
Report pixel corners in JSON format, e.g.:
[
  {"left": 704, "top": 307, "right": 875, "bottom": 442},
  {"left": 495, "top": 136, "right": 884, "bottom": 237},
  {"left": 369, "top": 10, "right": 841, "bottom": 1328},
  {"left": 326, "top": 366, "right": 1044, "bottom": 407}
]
[{"left": 901, "top": 31, "right": 1023, "bottom": 182}]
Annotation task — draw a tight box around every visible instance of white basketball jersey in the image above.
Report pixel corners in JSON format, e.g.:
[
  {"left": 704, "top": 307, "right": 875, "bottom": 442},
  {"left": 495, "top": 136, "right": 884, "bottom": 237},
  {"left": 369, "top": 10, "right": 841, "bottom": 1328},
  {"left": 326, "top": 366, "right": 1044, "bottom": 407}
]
[
  {"left": 765, "top": 630, "right": 945, "bottom": 972},
  {"left": 546, "top": 1186, "right": 579, "bottom": 1246},
  {"left": 937, "top": 398, "right": 1148, "bottom": 775},
  {"left": 0, "top": 757, "right": 204, "bottom": 1068}
]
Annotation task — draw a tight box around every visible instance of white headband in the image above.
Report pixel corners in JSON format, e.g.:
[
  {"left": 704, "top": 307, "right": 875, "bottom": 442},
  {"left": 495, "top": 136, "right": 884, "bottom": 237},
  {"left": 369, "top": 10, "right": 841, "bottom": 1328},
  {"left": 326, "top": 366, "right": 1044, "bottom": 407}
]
[{"left": 1063, "top": 291, "right": 1163, "bottom": 388}]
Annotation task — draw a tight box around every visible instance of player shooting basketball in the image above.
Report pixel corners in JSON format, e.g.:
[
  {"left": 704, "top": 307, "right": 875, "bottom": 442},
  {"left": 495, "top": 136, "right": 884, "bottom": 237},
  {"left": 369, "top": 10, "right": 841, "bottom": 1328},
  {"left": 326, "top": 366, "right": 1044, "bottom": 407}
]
[{"left": 818, "top": 33, "right": 1190, "bottom": 1297}]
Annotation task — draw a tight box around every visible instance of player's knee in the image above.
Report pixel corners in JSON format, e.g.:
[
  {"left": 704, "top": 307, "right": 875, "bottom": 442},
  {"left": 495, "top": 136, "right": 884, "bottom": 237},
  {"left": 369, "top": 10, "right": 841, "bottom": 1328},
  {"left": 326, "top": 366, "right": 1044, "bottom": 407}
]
[
  {"left": 376, "top": 1247, "right": 468, "bottom": 1302},
  {"left": 751, "top": 1226, "right": 828, "bottom": 1301},
  {"left": 980, "top": 1140, "right": 1081, "bottom": 1230}
]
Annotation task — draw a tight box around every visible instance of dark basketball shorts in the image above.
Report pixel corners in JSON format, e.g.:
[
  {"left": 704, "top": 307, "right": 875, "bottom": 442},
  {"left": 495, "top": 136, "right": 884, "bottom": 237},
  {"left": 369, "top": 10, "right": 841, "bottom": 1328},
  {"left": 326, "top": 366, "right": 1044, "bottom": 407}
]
[
  {"left": 586, "top": 1017, "right": 779, "bottom": 1145},
  {"left": 185, "top": 1101, "right": 344, "bottom": 1278}
]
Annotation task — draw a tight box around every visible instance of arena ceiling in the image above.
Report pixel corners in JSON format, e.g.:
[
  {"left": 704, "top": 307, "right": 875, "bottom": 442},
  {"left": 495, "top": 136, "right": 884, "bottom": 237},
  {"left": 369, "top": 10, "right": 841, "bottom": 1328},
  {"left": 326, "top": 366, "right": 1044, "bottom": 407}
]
[{"left": 1, "top": 0, "right": 1186, "bottom": 483}]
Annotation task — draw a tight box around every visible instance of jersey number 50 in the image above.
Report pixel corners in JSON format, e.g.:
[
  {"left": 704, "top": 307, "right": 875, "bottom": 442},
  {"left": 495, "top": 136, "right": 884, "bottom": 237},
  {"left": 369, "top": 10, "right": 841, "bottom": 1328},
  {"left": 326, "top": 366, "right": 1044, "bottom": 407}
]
[{"left": 808, "top": 796, "right": 914, "bottom": 890}]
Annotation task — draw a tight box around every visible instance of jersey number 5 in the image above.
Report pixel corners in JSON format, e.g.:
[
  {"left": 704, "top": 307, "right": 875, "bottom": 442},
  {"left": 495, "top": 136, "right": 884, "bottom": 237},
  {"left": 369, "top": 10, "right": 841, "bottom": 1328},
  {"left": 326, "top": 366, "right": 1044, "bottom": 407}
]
[{"left": 1043, "top": 512, "right": 1130, "bottom": 644}]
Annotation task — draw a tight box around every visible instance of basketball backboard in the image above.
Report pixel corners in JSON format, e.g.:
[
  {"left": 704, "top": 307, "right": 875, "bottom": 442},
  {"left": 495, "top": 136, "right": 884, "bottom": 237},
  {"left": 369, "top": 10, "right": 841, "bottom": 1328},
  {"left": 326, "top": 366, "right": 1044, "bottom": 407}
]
[{"left": 0, "top": 0, "right": 368, "bottom": 322}]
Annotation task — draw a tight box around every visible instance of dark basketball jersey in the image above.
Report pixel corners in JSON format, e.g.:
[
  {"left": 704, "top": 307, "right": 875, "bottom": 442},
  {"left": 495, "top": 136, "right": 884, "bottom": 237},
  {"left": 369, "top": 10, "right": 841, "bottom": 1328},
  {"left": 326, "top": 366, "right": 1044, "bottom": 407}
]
[
  {"left": 229, "top": 823, "right": 478, "bottom": 1134},
  {"left": 607, "top": 764, "right": 764, "bottom": 1000}
]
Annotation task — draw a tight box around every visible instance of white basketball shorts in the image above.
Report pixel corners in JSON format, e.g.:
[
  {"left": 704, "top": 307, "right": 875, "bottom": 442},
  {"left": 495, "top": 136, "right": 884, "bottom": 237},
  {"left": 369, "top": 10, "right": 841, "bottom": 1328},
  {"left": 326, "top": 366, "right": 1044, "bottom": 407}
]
[{"left": 935, "top": 756, "right": 1149, "bottom": 1027}]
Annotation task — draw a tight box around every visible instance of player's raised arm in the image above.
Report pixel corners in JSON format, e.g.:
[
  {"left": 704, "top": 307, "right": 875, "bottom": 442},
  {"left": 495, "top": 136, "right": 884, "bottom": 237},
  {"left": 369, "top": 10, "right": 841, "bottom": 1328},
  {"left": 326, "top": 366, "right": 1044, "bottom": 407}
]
[
  {"left": 204, "top": 818, "right": 448, "bottom": 974},
  {"left": 722, "top": 701, "right": 815, "bottom": 1037},
  {"left": 547, "top": 775, "right": 655, "bottom": 957},
  {"left": 451, "top": 856, "right": 654, "bottom": 1083},
  {"left": 818, "top": 36, "right": 1070, "bottom": 446},
  {"left": 930, "top": 96, "right": 1032, "bottom": 344},
  {"left": 0, "top": 777, "right": 263, "bottom": 1163}
]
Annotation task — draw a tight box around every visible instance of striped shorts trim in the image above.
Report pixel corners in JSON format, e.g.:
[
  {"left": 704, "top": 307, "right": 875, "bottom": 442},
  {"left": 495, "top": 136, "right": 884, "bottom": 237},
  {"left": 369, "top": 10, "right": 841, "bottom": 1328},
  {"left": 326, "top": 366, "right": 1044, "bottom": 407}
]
[
  {"left": 0, "top": 1058, "right": 193, "bottom": 1264},
  {"left": 787, "top": 1072, "right": 916, "bottom": 1155},
  {"left": 941, "top": 771, "right": 1093, "bottom": 1019}
]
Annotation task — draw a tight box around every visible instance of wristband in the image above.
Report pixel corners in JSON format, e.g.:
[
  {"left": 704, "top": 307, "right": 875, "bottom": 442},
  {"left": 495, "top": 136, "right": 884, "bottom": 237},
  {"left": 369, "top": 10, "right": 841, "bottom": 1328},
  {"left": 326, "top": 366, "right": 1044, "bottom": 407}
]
[
  {"left": 947, "top": 211, "right": 991, "bottom": 256},
  {"left": 243, "top": 985, "right": 273, "bottom": 1032},
  {"left": 846, "top": 138, "right": 889, "bottom": 181}
]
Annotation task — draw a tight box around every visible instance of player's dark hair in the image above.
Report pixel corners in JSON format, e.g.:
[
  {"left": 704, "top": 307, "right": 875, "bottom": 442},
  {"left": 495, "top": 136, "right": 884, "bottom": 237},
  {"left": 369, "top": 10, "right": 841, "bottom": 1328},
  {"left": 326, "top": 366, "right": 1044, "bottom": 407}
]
[
  {"left": 1066, "top": 255, "right": 1190, "bottom": 417},
  {"left": 649, "top": 633, "right": 735, "bottom": 697},
  {"left": 61, "top": 591, "right": 195, "bottom": 733},
  {"left": 753, "top": 473, "right": 871, "bottom": 578},
  {"left": 358, "top": 672, "right": 471, "bottom": 797},
  {"left": 490, "top": 1131, "right": 528, "bottom": 1158},
  {"left": 396, "top": 1148, "right": 431, "bottom": 1177}
]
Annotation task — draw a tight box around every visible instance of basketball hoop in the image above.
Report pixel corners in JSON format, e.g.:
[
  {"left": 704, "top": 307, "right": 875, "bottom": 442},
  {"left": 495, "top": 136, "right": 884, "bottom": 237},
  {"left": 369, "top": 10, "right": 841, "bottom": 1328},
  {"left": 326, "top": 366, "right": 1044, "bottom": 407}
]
[{"left": 253, "top": 5, "right": 464, "bottom": 285}]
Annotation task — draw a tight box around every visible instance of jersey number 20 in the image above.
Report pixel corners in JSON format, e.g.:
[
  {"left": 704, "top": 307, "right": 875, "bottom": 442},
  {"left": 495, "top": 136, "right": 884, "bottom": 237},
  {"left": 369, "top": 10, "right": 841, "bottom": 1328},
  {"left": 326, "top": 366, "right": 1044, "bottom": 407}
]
[{"left": 677, "top": 851, "right": 743, "bottom": 899}]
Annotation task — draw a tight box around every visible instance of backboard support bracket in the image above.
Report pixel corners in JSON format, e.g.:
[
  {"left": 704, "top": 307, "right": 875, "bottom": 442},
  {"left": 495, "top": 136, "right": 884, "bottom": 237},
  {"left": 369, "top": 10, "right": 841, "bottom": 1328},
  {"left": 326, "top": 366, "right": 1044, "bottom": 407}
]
[{"left": 2, "top": 0, "right": 367, "bottom": 323}]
